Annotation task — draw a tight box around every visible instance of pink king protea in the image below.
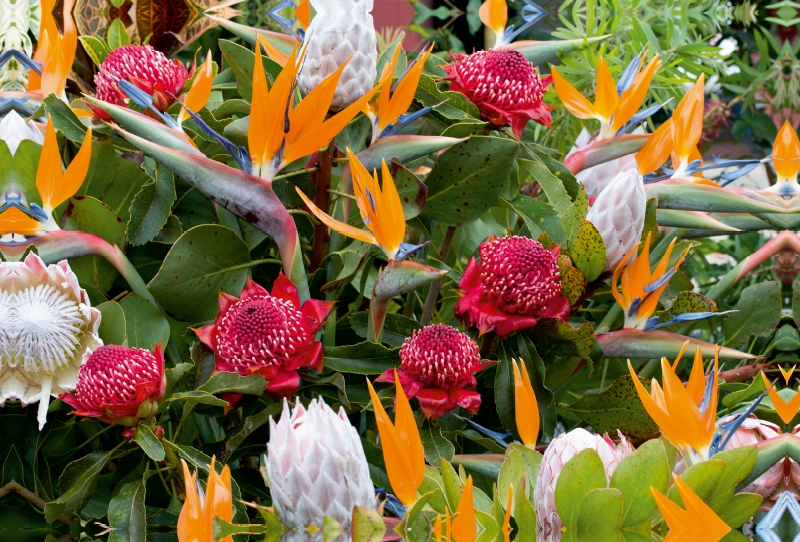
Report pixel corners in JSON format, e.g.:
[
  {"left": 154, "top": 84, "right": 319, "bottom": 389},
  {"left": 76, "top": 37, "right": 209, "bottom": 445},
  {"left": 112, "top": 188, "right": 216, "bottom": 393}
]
[
  {"left": 94, "top": 44, "right": 189, "bottom": 113},
  {"left": 455, "top": 236, "right": 570, "bottom": 338},
  {"left": 59, "top": 344, "right": 166, "bottom": 426},
  {"left": 443, "top": 49, "right": 552, "bottom": 138},
  {"left": 195, "top": 275, "right": 334, "bottom": 398},
  {"left": 375, "top": 324, "right": 491, "bottom": 419}
]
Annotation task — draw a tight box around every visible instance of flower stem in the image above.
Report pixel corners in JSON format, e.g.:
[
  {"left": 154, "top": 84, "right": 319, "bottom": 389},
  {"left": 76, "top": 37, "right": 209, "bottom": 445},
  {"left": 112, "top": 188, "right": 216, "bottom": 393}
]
[
  {"left": 310, "top": 144, "right": 335, "bottom": 271},
  {"left": 421, "top": 225, "right": 457, "bottom": 326}
]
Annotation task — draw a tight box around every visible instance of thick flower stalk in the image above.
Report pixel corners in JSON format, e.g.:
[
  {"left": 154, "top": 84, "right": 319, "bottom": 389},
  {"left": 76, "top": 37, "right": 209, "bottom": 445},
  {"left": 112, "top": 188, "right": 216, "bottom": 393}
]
[
  {"left": 534, "top": 428, "right": 632, "bottom": 541},
  {"left": 0, "top": 110, "right": 44, "bottom": 155},
  {"left": 455, "top": 235, "right": 570, "bottom": 338},
  {"left": 765, "top": 121, "right": 800, "bottom": 196},
  {"left": 59, "top": 344, "right": 166, "bottom": 426},
  {"left": 636, "top": 75, "right": 706, "bottom": 179},
  {"left": 249, "top": 43, "right": 379, "bottom": 180},
  {"left": 195, "top": 275, "right": 334, "bottom": 398},
  {"left": 297, "top": 149, "right": 423, "bottom": 261},
  {"left": 178, "top": 457, "right": 233, "bottom": 542},
  {"left": 375, "top": 324, "right": 489, "bottom": 419},
  {"left": 629, "top": 344, "right": 719, "bottom": 465},
  {"left": 585, "top": 168, "right": 647, "bottom": 272},
  {"left": 553, "top": 54, "right": 660, "bottom": 139},
  {"left": 94, "top": 45, "right": 189, "bottom": 113},
  {"left": 367, "top": 371, "right": 425, "bottom": 508},
  {"left": 297, "top": 0, "right": 377, "bottom": 109},
  {"left": 266, "top": 397, "right": 375, "bottom": 532},
  {"left": 513, "top": 359, "right": 539, "bottom": 448},
  {"left": 651, "top": 477, "right": 730, "bottom": 542},
  {"left": 612, "top": 233, "right": 689, "bottom": 330},
  {"left": 0, "top": 253, "right": 101, "bottom": 429},
  {"left": 443, "top": 49, "right": 551, "bottom": 138}
]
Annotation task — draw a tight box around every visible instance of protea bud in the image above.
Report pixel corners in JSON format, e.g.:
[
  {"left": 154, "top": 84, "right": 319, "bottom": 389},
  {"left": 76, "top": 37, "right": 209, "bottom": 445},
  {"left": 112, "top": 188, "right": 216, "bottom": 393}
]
[
  {"left": 585, "top": 168, "right": 647, "bottom": 272},
  {"left": 195, "top": 275, "right": 334, "bottom": 398},
  {"left": 455, "top": 235, "right": 570, "bottom": 338},
  {"left": 721, "top": 414, "right": 784, "bottom": 507},
  {"left": 297, "top": 0, "right": 378, "bottom": 109},
  {"left": 0, "top": 111, "right": 44, "bottom": 155},
  {"left": 568, "top": 128, "right": 640, "bottom": 197},
  {"left": 59, "top": 344, "right": 166, "bottom": 426},
  {"left": 534, "top": 428, "right": 632, "bottom": 542},
  {"left": 0, "top": 254, "right": 101, "bottom": 429},
  {"left": 443, "top": 49, "right": 552, "bottom": 138},
  {"left": 266, "top": 397, "right": 375, "bottom": 533},
  {"left": 94, "top": 44, "right": 189, "bottom": 112},
  {"left": 375, "top": 324, "right": 490, "bottom": 419}
]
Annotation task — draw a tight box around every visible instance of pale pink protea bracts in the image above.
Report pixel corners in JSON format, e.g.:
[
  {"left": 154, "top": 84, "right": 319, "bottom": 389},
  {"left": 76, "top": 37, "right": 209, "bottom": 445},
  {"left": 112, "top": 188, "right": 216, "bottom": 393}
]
[
  {"left": 443, "top": 49, "right": 552, "bottom": 138},
  {"left": 0, "top": 253, "right": 101, "bottom": 429},
  {"left": 266, "top": 398, "right": 375, "bottom": 532},
  {"left": 535, "top": 428, "right": 632, "bottom": 542},
  {"left": 569, "top": 128, "right": 640, "bottom": 198},
  {"left": 585, "top": 169, "right": 647, "bottom": 272},
  {"left": 196, "top": 275, "right": 334, "bottom": 398},
  {"left": 94, "top": 44, "right": 189, "bottom": 112},
  {"left": 455, "top": 236, "right": 570, "bottom": 337},
  {"left": 60, "top": 344, "right": 165, "bottom": 426},
  {"left": 375, "top": 324, "right": 490, "bottom": 418}
]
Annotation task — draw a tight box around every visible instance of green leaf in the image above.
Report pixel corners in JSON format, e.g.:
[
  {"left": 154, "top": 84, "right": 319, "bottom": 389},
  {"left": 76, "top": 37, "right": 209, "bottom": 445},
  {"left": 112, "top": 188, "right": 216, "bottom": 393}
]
[
  {"left": 569, "top": 220, "right": 606, "bottom": 282},
  {"left": 148, "top": 225, "right": 256, "bottom": 323},
  {"left": 562, "top": 185, "right": 589, "bottom": 249},
  {"left": 519, "top": 158, "right": 572, "bottom": 216},
  {"left": 554, "top": 449, "right": 608, "bottom": 534},
  {"left": 80, "top": 137, "right": 117, "bottom": 199},
  {"left": 219, "top": 39, "right": 282, "bottom": 102},
  {"left": 79, "top": 35, "right": 111, "bottom": 66},
  {"left": 513, "top": 482, "right": 537, "bottom": 538},
  {"left": 421, "top": 422, "right": 456, "bottom": 464},
  {"left": 43, "top": 95, "right": 87, "bottom": 142},
  {"left": 440, "top": 458, "right": 463, "bottom": 511},
  {"left": 225, "top": 402, "right": 284, "bottom": 457},
  {"left": 793, "top": 281, "right": 800, "bottom": 328},
  {"left": 323, "top": 342, "right": 400, "bottom": 375},
  {"left": 724, "top": 281, "right": 782, "bottom": 347},
  {"left": 349, "top": 312, "right": 422, "bottom": 347},
  {"left": 166, "top": 391, "right": 229, "bottom": 408},
  {"left": 609, "top": 439, "right": 670, "bottom": 526},
  {"left": 393, "top": 162, "right": 428, "bottom": 220},
  {"left": 655, "top": 291, "right": 717, "bottom": 332},
  {"left": 45, "top": 452, "right": 111, "bottom": 523},
  {"left": 107, "top": 480, "right": 146, "bottom": 542},
  {"left": 134, "top": 424, "right": 165, "bottom": 462},
  {"left": 198, "top": 372, "right": 268, "bottom": 396},
  {"left": 565, "top": 375, "right": 659, "bottom": 440},
  {"left": 575, "top": 488, "right": 623, "bottom": 538},
  {"left": 722, "top": 375, "right": 766, "bottom": 408},
  {"left": 497, "top": 448, "right": 525, "bottom": 512},
  {"left": 104, "top": 152, "right": 151, "bottom": 222},
  {"left": 119, "top": 293, "right": 170, "bottom": 351},
  {"left": 127, "top": 162, "right": 177, "bottom": 246},
  {"left": 667, "top": 459, "right": 726, "bottom": 504},
  {"left": 499, "top": 195, "right": 566, "bottom": 244},
  {"left": 416, "top": 73, "right": 481, "bottom": 122},
  {"left": 107, "top": 18, "right": 131, "bottom": 49},
  {"left": 96, "top": 301, "right": 127, "bottom": 345},
  {"left": 351, "top": 505, "right": 386, "bottom": 542},
  {"left": 422, "top": 136, "right": 519, "bottom": 226}
]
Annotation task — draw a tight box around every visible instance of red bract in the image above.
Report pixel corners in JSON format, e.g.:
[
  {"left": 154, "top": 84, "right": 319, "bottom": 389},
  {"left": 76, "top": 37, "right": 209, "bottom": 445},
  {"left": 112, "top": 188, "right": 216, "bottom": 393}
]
[
  {"left": 376, "top": 324, "right": 490, "bottom": 418},
  {"left": 443, "top": 49, "right": 552, "bottom": 138},
  {"left": 94, "top": 45, "right": 189, "bottom": 113},
  {"left": 59, "top": 345, "right": 166, "bottom": 426},
  {"left": 195, "top": 275, "right": 334, "bottom": 398},
  {"left": 455, "top": 236, "right": 570, "bottom": 338}
]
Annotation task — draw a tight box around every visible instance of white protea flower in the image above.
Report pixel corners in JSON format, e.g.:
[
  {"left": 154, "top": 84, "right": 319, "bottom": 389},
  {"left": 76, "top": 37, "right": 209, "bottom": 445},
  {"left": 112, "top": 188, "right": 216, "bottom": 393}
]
[
  {"left": 0, "top": 110, "right": 44, "bottom": 155},
  {"left": 297, "top": 0, "right": 378, "bottom": 109},
  {"left": 266, "top": 397, "right": 375, "bottom": 533},
  {"left": 534, "top": 428, "right": 632, "bottom": 542},
  {"left": 585, "top": 168, "right": 647, "bottom": 272},
  {"left": 0, "top": 253, "right": 101, "bottom": 429},
  {"left": 569, "top": 127, "right": 641, "bottom": 198}
]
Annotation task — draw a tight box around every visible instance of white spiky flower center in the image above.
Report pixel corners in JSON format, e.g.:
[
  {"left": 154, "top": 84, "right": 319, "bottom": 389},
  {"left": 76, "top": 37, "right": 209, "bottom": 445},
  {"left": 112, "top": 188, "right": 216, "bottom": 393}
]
[{"left": 13, "top": 284, "right": 86, "bottom": 373}]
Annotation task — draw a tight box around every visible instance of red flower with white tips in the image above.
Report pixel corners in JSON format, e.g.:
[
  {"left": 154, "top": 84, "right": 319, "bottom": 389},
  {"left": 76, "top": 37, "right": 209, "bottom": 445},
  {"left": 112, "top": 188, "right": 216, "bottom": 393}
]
[
  {"left": 376, "top": 324, "right": 490, "bottom": 419},
  {"left": 195, "top": 275, "right": 334, "bottom": 398},
  {"left": 455, "top": 236, "right": 570, "bottom": 338},
  {"left": 443, "top": 49, "right": 552, "bottom": 138},
  {"left": 59, "top": 344, "right": 166, "bottom": 426},
  {"left": 94, "top": 45, "right": 189, "bottom": 113}
]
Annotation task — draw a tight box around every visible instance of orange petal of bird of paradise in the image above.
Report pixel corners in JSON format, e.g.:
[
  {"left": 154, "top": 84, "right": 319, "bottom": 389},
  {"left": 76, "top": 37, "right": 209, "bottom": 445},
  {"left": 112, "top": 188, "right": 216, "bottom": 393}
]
[
  {"left": 651, "top": 477, "right": 730, "bottom": 542},
  {"left": 512, "top": 359, "right": 539, "bottom": 448},
  {"left": 36, "top": 118, "right": 93, "bottom": 212},
  {"left": 761, "top": 372, "right": 800, "bottom": 424}
]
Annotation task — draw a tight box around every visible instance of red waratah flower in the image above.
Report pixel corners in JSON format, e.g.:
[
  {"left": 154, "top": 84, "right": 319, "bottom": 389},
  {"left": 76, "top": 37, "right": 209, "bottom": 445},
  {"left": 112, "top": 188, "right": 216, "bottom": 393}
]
[
  {"left": 195, "top": 275, "right": 334, "bottom": 398},
  {"left": 94, "top": 44, "right": 189, "bottom": 113},
  {"left": 376, "top": 324, "right": 491, "bottom": 419},
  {"left": 455, "top": 235, "right": 570, "bottom": 338},
  {"left": 443, "top": 49, "right": 552, "bottom": 138},
  {"left": 59, "top": 344, "right": 166, "bottom": 426}
]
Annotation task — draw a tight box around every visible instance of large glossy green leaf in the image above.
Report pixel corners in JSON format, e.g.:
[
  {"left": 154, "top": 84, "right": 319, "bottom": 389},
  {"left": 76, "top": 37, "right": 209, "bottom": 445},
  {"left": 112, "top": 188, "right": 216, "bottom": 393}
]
[
  {"left": 609, "top": 439, "right": 670, "bottom": 526},
  {"left": 45, "top": 452, "right": 111, "bottom": 523},
  {"left": 127, "top": 161, "right": 177, "bottom": 246},
  {"left": 575, "top": 488, "right": 623, "bottom": 540},
  {"left": 554, "top": 449, "right": 608, "bottom": 534},
  {"left": 322, "top": 342, "right": 399, "bottom": 374},
  {"left": 107, "top": 480, "right": 146, "bottom": 542},
  {"left": 133, "top": 425, "right": 165, "bottom": 462},
  {"left": 725, "top": 281, "right": 782, "bottom": 347},
  {"left": 119, "top": 293, "right": 170, "bottom": 351}
]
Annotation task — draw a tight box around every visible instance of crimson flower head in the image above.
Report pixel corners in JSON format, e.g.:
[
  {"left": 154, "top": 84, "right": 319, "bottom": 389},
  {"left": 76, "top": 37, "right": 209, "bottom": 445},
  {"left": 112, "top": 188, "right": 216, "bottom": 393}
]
[
  {"left": 94, "top": 44, "right": 189, "bottom": 113},
  {"left": 59, "top": 345, "right": 166, "bottom": 426},
  {"left": 455, "top": 236, "right": 570, "bottom": 338},
  {"left": 376, "top": 324, "right": 490, "bottom": 419},
  {"left": 443, "top": 49, "right": 552, "bottom": 138},
  {"left": 195, "top": 275, "right": 334, "bottom": 398}
]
